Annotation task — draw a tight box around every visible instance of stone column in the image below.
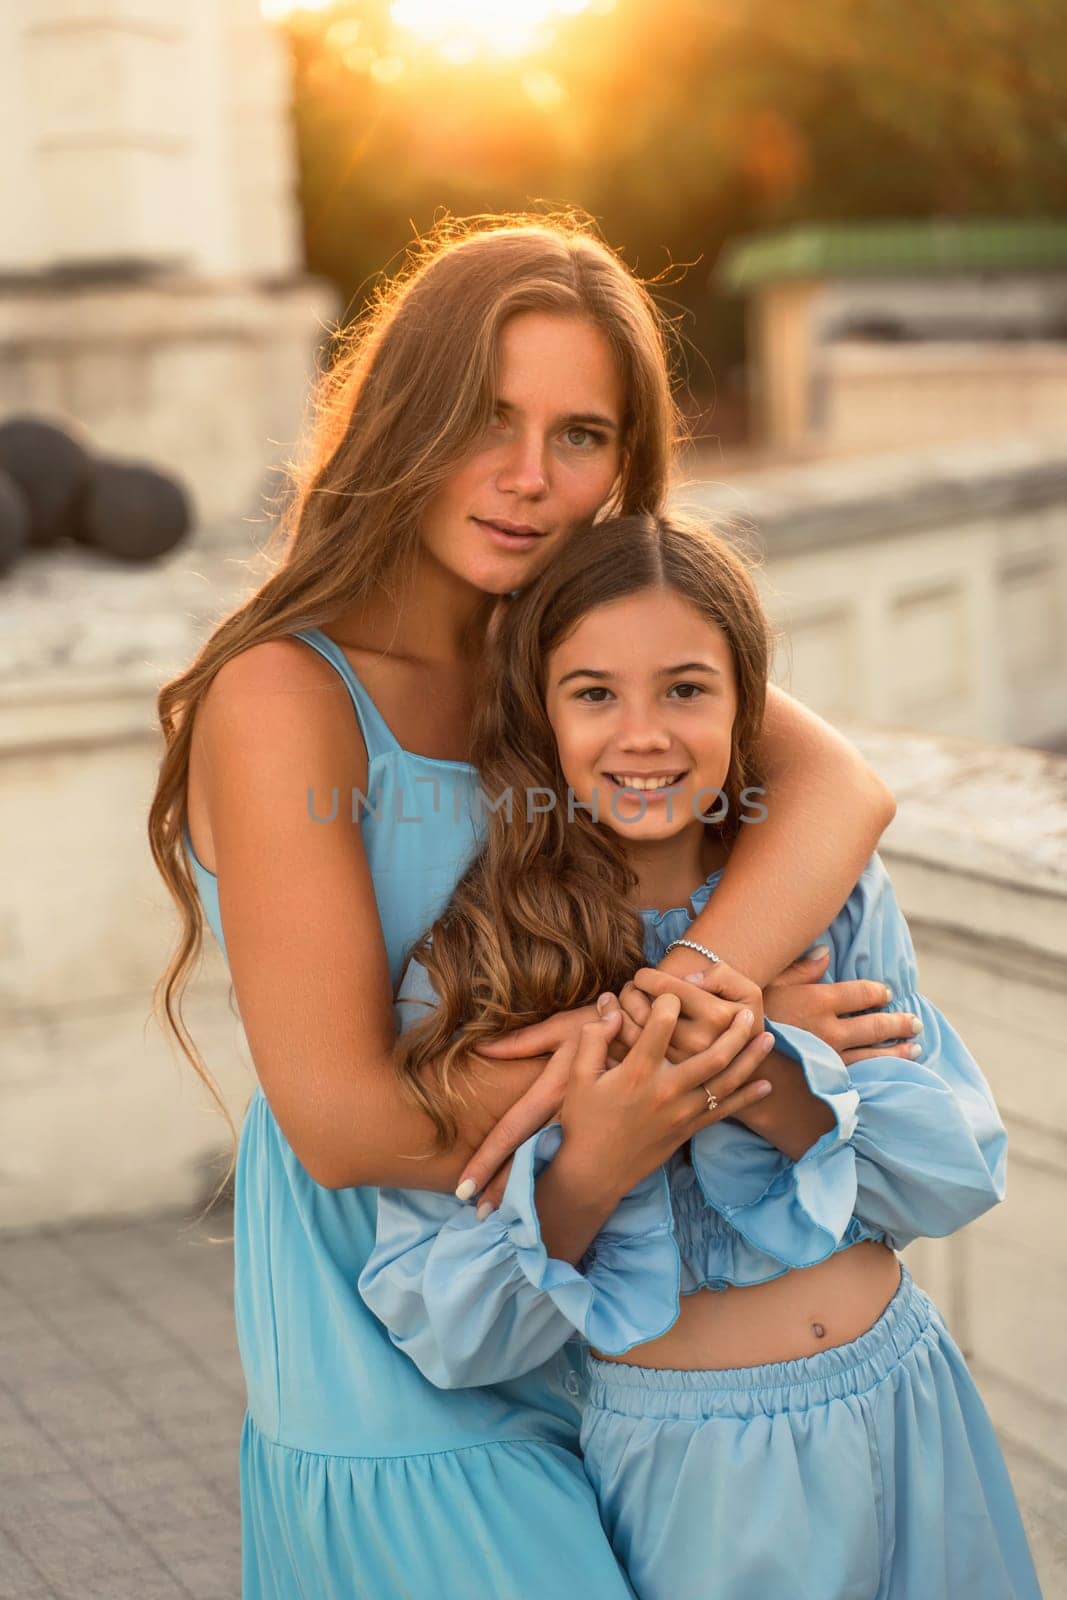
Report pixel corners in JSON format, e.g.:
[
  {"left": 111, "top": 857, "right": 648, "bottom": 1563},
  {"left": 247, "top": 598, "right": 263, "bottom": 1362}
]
[{"left": 0, "top": 0, "right": 334, "bottom": 532}]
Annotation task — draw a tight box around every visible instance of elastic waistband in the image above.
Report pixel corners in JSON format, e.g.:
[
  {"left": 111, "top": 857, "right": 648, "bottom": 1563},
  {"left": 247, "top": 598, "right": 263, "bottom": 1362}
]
[{"left": 585, "top": 1264, "right": 941, "bottom": 1421}]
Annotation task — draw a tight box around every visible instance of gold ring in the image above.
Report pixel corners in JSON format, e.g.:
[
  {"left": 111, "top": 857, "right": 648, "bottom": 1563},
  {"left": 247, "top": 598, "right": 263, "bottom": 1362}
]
[{"left": 704, "top": 1085, "right": 718, "bottom": 1112}]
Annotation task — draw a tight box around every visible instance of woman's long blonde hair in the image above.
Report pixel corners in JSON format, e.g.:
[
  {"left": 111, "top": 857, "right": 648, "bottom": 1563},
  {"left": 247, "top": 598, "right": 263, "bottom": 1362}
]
[
  {"left": 396, "top": 511, "right": 772, "bottom": 1148},
  {"left": 148, "top": 211, "right": 684, "bottom": 1194}
]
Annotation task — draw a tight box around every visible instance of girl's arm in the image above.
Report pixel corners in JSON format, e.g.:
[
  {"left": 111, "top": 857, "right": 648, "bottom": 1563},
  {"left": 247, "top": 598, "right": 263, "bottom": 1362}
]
[
  {"left": 667, "top": 685, "right": 896, "bottom": 986},
  {"left": 358, "top": 1122, "right": 679, "bottom": 1388},
  {"left": 685, "top": 854, "right": 1007, "bottom": 1269},
  {"left": 358, "top": 1002, "right": 771, "bottom": 1389},
  {"left": 197, "top": 641, "right": 548, "bottom": 1192}
]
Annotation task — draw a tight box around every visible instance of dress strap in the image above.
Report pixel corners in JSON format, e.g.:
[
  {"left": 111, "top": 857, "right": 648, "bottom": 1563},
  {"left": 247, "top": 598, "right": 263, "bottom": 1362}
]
[{"left": 290, "top": 628, "right": 399, "bottom": 762}]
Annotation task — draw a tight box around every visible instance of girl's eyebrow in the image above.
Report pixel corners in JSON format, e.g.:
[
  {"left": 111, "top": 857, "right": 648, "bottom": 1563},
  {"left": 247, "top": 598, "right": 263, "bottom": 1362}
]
[
  {"left": 557, "top": 662, "right": 723, "bottom": 686},
  {"left": 495, "top": 399, "right": 620, "bottom": 433}
]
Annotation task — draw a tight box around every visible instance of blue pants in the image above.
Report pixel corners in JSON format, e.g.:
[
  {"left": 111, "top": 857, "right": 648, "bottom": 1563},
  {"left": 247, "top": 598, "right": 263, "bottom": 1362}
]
[{"left": 579, "top": 1266, "right": 1041, "bottom": 1599}]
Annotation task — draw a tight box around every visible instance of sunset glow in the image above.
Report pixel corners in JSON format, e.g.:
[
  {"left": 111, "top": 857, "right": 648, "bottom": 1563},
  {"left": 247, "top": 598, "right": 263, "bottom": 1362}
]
[
  {"left": 262, "top": 0, "right": 609, "bottom": 61},
  {"left": 390, "top": 0, "right": 599, "bottom": 60},
  {"left": 261, "top": 0, "right": 333, "bottom": 19}
]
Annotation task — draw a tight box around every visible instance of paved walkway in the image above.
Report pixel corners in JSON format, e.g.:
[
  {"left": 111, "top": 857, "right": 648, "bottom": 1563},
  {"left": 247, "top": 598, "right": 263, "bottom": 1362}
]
[
  {"left": 1, "top": 1207, "right": 242, "bottom": 1599},
  {"left": 2, "top": 1206, "right": 1064, "bottom": 1598}
]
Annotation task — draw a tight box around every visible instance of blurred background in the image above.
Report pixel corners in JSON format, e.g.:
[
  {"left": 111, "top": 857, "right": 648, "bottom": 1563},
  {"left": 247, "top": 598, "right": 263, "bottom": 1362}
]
[{"left": 1, "top": 2, "right": 1065, "bottom": 1595}]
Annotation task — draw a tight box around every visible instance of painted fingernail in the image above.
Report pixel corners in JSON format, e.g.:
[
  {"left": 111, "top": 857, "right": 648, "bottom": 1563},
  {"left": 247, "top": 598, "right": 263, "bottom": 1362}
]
[
  {"left": 756, "top": 1080, "right": 773, "bottom": 1097},
  {"left": 882, "top": 987, "right": 893, "bottom": 1005},
  {"left": 596, "top": 993, "right": 619, "bottom": 1017},
  {"left": 807, "top": 945, "right": 830, "bottom": 959},
  {"left": 684, "top": 971, "right": 705, "bottom": 984},
  {"left": 454, "top": 1179, "right": 477, "bottom": 1202},
  {"left": 905, "top": 1042, "right": 923, "bottom": 1058},
  {"left": 740, "top": 1008, "right": 753, "bottom": 1026},
  {"left": 760, "top": 1032, "right": 774, "bottom": 1051},
  {"left": 908, "top": 1015, "right": 923, "bottom": 1035},
  {"left": 476, "top": 1201, "right": 494, "bottom": 1222}
]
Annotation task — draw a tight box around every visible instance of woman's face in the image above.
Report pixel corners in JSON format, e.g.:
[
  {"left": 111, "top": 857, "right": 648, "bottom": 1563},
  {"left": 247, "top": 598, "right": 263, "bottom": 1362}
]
[
  {"left": 545, "top": 587, "right": 738, "bottom": 846},
  {"left": 420, "top": 311, "right": 626, "bottom": 595}
]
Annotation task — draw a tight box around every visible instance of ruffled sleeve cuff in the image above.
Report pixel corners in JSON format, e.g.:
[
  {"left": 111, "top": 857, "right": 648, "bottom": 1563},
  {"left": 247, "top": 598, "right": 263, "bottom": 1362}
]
[
  {"left": 495, "top": 1125, "right": 681, "bottom": 1355},
  {"left": 689, "top": 1019, "right": 861, "bottom": 1269}
]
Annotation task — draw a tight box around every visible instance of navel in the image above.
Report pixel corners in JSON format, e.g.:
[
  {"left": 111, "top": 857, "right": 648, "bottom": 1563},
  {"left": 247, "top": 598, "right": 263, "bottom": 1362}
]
[{"left": 811, "top": 1321, "right": 826, "bottom": 1339}]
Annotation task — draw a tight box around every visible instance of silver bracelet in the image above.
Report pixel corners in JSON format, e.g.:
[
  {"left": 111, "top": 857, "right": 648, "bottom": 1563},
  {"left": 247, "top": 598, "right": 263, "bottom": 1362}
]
[{"left": 665, "top": 938, "right": 721, "bottom": 964}]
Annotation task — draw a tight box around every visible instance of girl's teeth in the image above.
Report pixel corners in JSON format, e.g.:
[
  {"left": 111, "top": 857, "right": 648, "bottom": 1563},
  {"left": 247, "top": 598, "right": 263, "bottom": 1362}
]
[{"left": 611, "top": 775, "right": 680, "bottom": 790}]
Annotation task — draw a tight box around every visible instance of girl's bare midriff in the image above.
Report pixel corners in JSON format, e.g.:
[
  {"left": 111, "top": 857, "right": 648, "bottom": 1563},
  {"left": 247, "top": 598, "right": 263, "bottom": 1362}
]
[{"left": 591, "top": 1241, "right": 901, "bottom": 1370}]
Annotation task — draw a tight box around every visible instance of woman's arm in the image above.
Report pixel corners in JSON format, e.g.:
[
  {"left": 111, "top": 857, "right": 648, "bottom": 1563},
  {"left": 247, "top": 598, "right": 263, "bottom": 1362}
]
[
  {"left": 669, "top": 685, "right": 895, "bottom": 987},
  {"left": 198, "top": 641, "right": 545, "bottom": 1192}
]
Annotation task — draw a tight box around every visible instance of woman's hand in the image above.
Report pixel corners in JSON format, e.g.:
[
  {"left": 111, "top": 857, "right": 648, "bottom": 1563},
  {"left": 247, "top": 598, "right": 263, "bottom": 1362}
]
[
  {"left": 451, "top": 1017, "right": 595, "bottom": 1208},
  {"left": 764, "top": 946, "right": 923, "bottom": 1065},
  {"left": 550, "top": 994, "right": 775, "bottom": 1208},
  {"left": 474, "top": 1003, "right": 601, "bottom": 1064},
  {"left": 453, "top": 984, "right": 775, "bottom": 1212},
  {"left": 612, "top": 959, "right": 764, "bottom": 1062}
]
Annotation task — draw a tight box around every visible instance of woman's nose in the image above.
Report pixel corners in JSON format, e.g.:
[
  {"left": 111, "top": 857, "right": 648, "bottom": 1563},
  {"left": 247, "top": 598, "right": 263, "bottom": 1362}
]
[{"left": 495, "top": 433, "right": 548, "bottom": 498}]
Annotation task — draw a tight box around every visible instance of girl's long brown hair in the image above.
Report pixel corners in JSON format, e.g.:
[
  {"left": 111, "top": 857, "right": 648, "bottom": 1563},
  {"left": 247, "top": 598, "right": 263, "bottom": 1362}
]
[
  {"left": 148, "top": 211, "right": 684, "bottom": 1197},
  {"left": 396, "top": 511, "right": 773, "bottom": 1148}
]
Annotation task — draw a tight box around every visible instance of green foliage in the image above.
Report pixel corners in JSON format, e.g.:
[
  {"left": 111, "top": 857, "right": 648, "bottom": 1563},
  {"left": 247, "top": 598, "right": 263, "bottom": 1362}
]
[{"left": 280, "top": 0, "right": 1067, "bottom": 412}]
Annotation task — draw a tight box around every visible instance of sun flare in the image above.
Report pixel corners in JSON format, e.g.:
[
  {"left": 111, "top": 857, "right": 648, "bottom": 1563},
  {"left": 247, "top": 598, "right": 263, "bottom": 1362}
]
[
  {"left": 261, "top": 0, "right": 606, "bottom": 59},
  {"left": 390, "top": 0, "right": 600, "bottom": 59}
]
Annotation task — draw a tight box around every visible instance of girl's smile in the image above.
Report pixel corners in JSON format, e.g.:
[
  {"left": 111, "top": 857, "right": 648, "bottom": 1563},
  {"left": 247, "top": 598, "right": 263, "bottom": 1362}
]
[{"left": 545, "top": 587, "right": 738, "bottom": 899}]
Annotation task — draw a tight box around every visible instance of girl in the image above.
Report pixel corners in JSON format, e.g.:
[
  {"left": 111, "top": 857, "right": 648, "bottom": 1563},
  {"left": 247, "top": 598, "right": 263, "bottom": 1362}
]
[
  {"left": 151, "top": 215, "right": 902, "bottom": 1598},
  {"left": 360, "top": 512, "right": 1041, "bottom": 1599}
]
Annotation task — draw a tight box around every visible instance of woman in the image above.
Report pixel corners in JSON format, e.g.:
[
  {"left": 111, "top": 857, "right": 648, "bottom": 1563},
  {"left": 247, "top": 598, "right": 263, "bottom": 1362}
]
[
  {"left": 150, "top": 214, "right": 900, "bottom": 1598},
  {"left": 361, "top": 512, "right": 1038, "bottom": 1598}
]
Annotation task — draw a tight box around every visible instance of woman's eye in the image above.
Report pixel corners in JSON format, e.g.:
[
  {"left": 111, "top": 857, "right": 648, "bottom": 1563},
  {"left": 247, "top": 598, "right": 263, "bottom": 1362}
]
[
  {"left": 576, "top": 686, "right": 612, "bottom": 703},
  {"left": 563, "top": 427, "right": 604, "bottom": 450},
  {"left": 669, "top": 682, "right": 705, "bottom": 701}
]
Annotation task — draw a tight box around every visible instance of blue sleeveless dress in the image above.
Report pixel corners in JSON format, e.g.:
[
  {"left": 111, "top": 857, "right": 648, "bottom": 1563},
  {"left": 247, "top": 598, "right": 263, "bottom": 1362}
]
[{"left": 183, "top": 627, "right": 635, "bottom": 1600}]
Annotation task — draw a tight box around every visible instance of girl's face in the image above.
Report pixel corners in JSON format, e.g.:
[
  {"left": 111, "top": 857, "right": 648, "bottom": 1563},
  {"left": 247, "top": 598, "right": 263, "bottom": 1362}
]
[
  {"left": 545, "top": 587, "right": 738, "bottom": 846},
  {"left": 419, "top": 311, "right": 626, "bottom": 596}
]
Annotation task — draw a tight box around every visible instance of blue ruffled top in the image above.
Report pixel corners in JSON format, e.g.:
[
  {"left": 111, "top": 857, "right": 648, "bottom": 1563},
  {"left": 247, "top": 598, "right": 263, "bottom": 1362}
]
[{"left": 359, "top": 853, "right": 1007, "bottom": 1386}]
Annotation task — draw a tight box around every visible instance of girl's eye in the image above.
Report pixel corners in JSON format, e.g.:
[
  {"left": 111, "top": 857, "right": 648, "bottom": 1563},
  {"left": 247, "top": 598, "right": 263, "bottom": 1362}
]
[
  {"left": 576, "top": 686, "right": 613, "bottom": 703},
  {"left": 668, "top": 682, "right": 705, "bottom": 701}
]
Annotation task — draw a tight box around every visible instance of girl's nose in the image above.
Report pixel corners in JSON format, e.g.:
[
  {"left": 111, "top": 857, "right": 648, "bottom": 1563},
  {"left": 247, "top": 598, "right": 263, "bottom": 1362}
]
[{"left": 618, "top": 715, "right": 672, "bottom": 752}]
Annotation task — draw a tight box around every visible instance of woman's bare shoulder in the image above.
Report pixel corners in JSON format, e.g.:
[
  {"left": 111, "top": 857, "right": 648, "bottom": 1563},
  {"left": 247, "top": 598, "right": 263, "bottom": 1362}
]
[
  {"left": 204, "top": 635, "right": 343, "bottom": 705},
  {"left": 189, "top": 637, "right": 368, "bottom": 874},
  {"left": 198, "top": 638, "right": 362, "bottom": 754}
]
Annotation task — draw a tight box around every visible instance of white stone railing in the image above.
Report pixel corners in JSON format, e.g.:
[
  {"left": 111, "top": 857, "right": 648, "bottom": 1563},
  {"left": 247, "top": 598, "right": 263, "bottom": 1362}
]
[
  {"left": 845, "top": 726, "right": 1067, "bottom": 1483},
  {"left": 681, "top": 432, "right": 1067, "bottom": 749}
]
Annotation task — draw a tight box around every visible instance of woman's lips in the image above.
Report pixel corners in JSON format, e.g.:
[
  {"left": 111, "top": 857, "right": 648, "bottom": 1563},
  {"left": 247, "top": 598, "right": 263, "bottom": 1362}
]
[{"left": 472, "top": 517, "right": 548, "bottom": 552}]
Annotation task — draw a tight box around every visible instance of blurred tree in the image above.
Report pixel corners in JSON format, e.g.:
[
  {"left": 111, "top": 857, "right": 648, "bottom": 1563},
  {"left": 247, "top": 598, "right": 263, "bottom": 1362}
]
[{"left": 280, "top": 0, "right": 1067, "bottom": 437}]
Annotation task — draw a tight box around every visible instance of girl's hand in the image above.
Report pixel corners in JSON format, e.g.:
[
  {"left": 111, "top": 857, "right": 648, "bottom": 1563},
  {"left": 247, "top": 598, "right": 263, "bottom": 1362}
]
[
  {"left": 612, "top": 960, "right": 764, "bottom": 1062},
  {"left": 554, "top": 994, "right": 775, "bottom": 1207},
  {"left": 764, "top": 946, "right": 923, "bottom": 1065}
]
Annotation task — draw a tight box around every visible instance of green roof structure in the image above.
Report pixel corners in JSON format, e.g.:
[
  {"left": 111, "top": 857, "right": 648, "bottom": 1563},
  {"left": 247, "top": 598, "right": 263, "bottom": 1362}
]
[{"left": 715, "top": 219, "right": 1067, "bottom": 293}]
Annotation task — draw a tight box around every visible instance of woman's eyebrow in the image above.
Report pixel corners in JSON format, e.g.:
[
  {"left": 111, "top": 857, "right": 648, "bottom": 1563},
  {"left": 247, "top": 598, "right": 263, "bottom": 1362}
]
[{"left": 495, "top": 400, "right": 620, "bottom": 432}]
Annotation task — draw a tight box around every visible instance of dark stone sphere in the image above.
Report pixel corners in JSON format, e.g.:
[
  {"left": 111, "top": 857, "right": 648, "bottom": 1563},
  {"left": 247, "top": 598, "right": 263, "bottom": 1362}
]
[
  {"left": 0, "top": 467, "right": 31, "bottom": 573},
  {"left": 0, "top": 416, "right": 92, "bottom": 545},
  {"left": 79, "top": 459, "right": 193, "bottom": 561}
]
